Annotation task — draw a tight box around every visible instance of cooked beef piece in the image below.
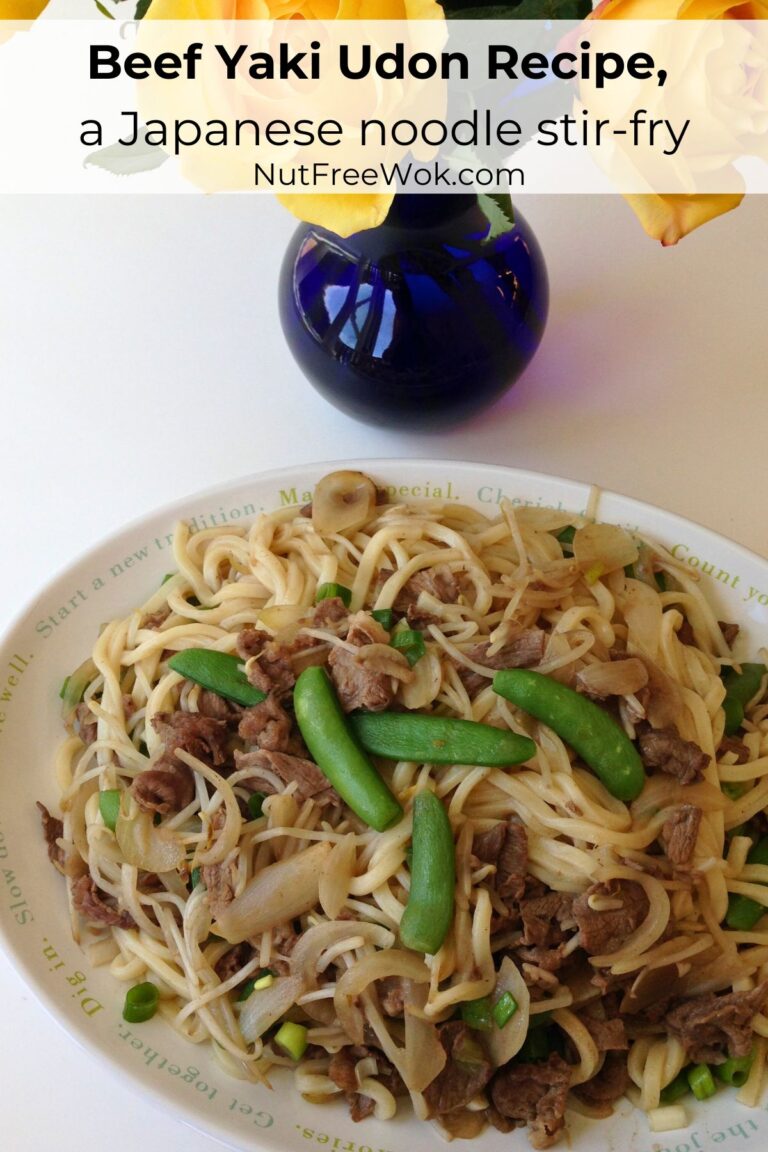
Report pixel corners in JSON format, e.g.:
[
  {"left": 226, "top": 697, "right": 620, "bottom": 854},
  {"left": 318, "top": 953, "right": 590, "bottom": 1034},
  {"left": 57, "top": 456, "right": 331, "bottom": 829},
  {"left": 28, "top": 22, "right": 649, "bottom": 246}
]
[
  {"left": 574, "top": 1052, "right": 630, "bottom": 1106},
  {"left": 268, "top": 923, "right": 300, "bottom": 977},
  {"left": 201, "top": 855, "right": 238, "bottom": 920},
  {"left": 328, "top": 612, "right": 407, "bottom": 713},
  {"left": 718, "top": 735, "right": 752, "bottom": 764},
  {"left": 457, "top": 629, "right": 548, "bottom": 696},
  {"left": 573, "top": 880, "right": 649, "bottom": 955},
  {"left": 237, "top": 627, "right": 322, "bottom": 700},
  {"left": 329, "top": 1044, "right": 407, "bottom": 1121},
  {"left": 519, "top": 892, "right": 575, "bottom": 948},
  {"left": 73, "top": 701, "right": 98, "bottom": 745},
  {"left": 234, "top": 749, "right": 338, "bottom": 808},
  {"left": 637, "top": 724, "right": 709, "bottom": 784},
  {"left": 579, "top": 1013, "right": 628, "bottom": 1052},
  {"left": 516, "top": 943, "right": 568, "bottom": 972},
  {"left": 473, "top": 819, "right": 528, "bottom": 902},
  {"left": 197, "top": 690, "right": 241, "bottom": 722},
  {"left": 490, "top": 1053, "right": 571, "bottom": 1149},
  {"left": 666, "top": 982, "right": 768, "bottom": 1064},
  {"left": 132, "top": 766, "right": 196, "bottom": 815},
  {"left": 312, "top": 596, "right": 349, "bottom": 628},
  {"left": 377, "top": 976, "right": 407, "bottom": 1017},
  {"left": 71, "top": 874, "right": 135, "bottom": 929},
  {"left": 36, "top": 801, "right": 66, "bottom": 874},
  {"left": 215, "top": 942, "right": 254, "bottom": 984},
  {"left": 238, "top": 694, "right": 294, "bottom": 753},
  {"left": 141, "top": 608, "right": 171, "bottom": 630},
  {"left": 484, "top": 1105, "right": 516, "bottom": 1134},
  {"left": 423, "top": 1022, "right": 494, "bottom": 1115},
  {"left": 393, "top": 566, "right": 460, "bottom": 621},
  {"left": 661, "top": 804, "right": 702, "bottom": 866},
  {"left": 719, "top": 621, "right": 740, "bottom": 648},
  {"left": 151, "top": 710, "right": 230, "bottom": 768}
]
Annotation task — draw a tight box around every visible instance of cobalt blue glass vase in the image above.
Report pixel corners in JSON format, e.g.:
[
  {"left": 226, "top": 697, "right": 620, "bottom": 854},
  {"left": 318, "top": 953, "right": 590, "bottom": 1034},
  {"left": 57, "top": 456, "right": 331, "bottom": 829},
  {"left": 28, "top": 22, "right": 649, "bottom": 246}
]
[{"left": 278, "top": 193, "right": 548, "bottom": 429}]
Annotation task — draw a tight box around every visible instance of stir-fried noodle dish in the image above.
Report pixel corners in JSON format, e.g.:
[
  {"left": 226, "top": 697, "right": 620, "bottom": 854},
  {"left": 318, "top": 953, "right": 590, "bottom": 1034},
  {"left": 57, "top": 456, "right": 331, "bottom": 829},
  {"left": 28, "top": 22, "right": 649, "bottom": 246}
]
[{"left": 38, "top": 471, "right": 768, "bottom": 1147}]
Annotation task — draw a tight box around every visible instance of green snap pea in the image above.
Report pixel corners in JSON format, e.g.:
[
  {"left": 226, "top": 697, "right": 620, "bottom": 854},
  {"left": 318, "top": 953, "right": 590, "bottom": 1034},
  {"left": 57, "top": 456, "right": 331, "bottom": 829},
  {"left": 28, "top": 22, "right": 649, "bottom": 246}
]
[
  {"left": 167, "top": 648, "right": 266, "bottom": 707},
  {"left": 726, "top": 836, "right": 768, "bottom": 930},
  {"left": 721, "top": 663, "right": 767, "bottom": 735},
  {"left": 399, "top": 790, "right": 455, "bottom": 955},
  {"left": 293, "top": 667, "right": 402, "bottom": 832},
  {"left": 493, "top": 668, "right": 645, "bottom": 802},
  {"left": 349, "top": 711, "right": 536, "bottom": 766}
]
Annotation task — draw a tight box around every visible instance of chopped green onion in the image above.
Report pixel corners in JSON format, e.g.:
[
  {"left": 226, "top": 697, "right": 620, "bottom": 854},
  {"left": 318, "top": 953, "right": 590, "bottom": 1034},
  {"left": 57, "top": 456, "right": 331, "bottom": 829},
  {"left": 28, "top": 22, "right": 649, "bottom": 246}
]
[
  {"left": 659, "top": 1069, "right": 690, "bottom": 1105},
  {"left": 190, "top": 867, "right": 202, "bottom": 889},
  {"left": 721, "top": 663, "right": 767, "bottom": 735},
  {"left": 274, "top": 1020, "right": 308, "bottom": 1060},
  {"left": 371, "top": 608, "right": 394, "bottom": 631},
  {"left": 123, "top": 981, "right": 159, "bottom": 1023},
  {"left": 716, "top": 1050, "right": 754, "bottom": 1087},
  {"left": 247, "top": 792, "right": 267, "bottom": 820},
  {"left": 98, "top": 789, "right": 121, "bottom": 832},
  {"left": 461, "top": 996, "right": 493, "bottom": 1032},
  {"left": 59, "top": 676, "right": 70, "bottom": 701},
  {"left": 391, "top": 628, "right": 425, "bottom": 667},
  {"left": 315, "top": 582, "right": 352, "bottom": 608},
  {"left": 555, "top": 525, "right": 576, "bottom": 552},
  {"left": 655, "top": 571, "right": 668, "bottom": 592},
  {"left": 726, "top": 836, "right": 768, "bottom": 930},
  {"left": 623, "top": 563, "right": 636, "bottom": 579},
  {"left": 517, "top": 1026, "right": 551, "bottom": 1062},
  {"left": 161, "top": 573, "right": 175, "bottom": 585},
  {"left": 237, "top": 970, "right": 274, "bottom": 1001},
  {"left": 492, "top": 991, "right": 519, "bottom": 1029},
  {"left": 687, "top": 1063, "right": 716, "bottom": 1100},
  {"left": 722, "top": 781, "right": 747, "bottom": 800}
]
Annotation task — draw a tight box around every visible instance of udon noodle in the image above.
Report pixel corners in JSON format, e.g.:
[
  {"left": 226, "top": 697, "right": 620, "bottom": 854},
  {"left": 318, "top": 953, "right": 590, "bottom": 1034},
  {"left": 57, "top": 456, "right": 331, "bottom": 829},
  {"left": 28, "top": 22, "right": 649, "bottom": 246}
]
[{"left": 39, "top": 470, "right": 768, "bottom": 1147}]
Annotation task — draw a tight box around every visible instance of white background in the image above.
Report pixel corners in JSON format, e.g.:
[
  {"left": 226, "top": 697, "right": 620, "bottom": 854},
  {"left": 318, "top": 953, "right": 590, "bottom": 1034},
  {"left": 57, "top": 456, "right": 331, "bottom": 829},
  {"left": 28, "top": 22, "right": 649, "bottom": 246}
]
[{"left": 0, "top": 190, "right": 767, "bottom": 1150}]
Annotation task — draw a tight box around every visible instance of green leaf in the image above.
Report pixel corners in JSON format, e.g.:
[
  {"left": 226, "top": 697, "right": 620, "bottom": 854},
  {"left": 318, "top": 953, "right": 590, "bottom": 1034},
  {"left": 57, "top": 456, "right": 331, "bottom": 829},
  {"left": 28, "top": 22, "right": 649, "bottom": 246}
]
[
  {"left": 134, "top": 0, "right": 153, "bottom": 17},
  {"left": 478, "top": 193, "right": 515, "bottom": 242},
  {"left": 84, "top": 129, "right": 169, "bottom": 178},
  {"left": 93, "top": 0, "right": 115, "bottom": 17}
]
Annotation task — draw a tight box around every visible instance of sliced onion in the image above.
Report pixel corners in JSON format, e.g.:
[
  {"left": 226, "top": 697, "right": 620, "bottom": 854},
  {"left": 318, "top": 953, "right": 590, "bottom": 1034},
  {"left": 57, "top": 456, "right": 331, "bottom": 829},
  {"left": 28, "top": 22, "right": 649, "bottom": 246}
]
[
  {"left": 318, "top": 835, "right": 358, "bottom": 920},
  {"left": 398, "top": 649, "right": 442, "bottom": 710},
  {"left": 115, "top": 807, "right": 186, "bottom": 873},
  {"left": 214, "top": 840, "right": 332, "bottom": 943},
  {"left": 403, "top": 980, "right": 447, "bottom": 1092},
  {"left": 484, "top": 956, "right": 530, "bottom": 1068},
  {"left": 60, "top": 657, "right": 98, "bottom": 724},
  {"left": 291, "top": 920, "right": 395, "bottom": 993},
  {"left": 576, "top": 658, "right": 649, "bottom": 700},
  {"left": 258, "top": 604, "right": 309, "bottom": 631},
  {"left": 619, "top": 579, "right": 663, "bottom": 660},
  {"left": 573, "top": 523, "right": 639, "bottom": 580},
  {"left": 239, "top": 973, "right": 304, "bottom": 1044},
  {"left": 335, "top": 950, "right": 431, "bottom": 1045},
  {"left": 636, "top": 656, "right": 684, "bottom": 728},
  {"left": 355, "top": 643, "right": 413, "bottom": 683},
  {"left": 312, "top": 471, "right": 377, "bottom": 535}
]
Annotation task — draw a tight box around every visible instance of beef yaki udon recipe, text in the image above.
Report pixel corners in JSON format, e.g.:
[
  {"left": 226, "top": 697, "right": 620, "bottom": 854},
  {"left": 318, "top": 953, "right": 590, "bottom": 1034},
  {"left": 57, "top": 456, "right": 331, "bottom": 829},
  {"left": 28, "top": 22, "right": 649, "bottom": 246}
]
[{"left": 38, "top": 470, "right": 768, "bottom": 1146}]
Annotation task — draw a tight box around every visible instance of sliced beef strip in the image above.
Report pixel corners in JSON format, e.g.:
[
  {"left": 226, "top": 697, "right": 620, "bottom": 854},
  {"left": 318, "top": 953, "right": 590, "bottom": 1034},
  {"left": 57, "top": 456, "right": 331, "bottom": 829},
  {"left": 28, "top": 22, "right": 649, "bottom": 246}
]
[
  {"left": 328, "top": 613, "right": 407, "bottom": 713},
  {"left": 328, "top": 1044, "right": 407, "bottom": 1122},
  {"left": 377, "top": 975, "right": 407, "bottom": 1017},
  {"left": 578, "top": 1013, "right": 628, "bottom": 1052},
  {"left": 516, "top": 943, "right": 569, "bottom": 972},
  {"left": 201, "top": 855, "right": 238, "bottom": 920},
  {"left": 238, "top": 694, "right": 294, "bottom": 753},
  {"left": 666, "top": 981, "right": 768, "bottom": 1064},
  {"left": 312, "top": 596, "right": 349, "bottom": 629},
  {"left": 661, "top": 804, "right": 702, "bottom": 866},
  {"left": 234, "top": 748, "right": 339, "bottom": 808},
  {"left": 197, "top": 690, "right": 242, "bottom": 722},
  {"left": 36, "top": 801, "right": 66, "bottom": 874},
  {"left": 573, "top": 1052, "right": 630, "bottom": 1106},
  {"left": 718, "top": 734, "right": 752, "bottom": 764},
  {"left": 490, "top": 1052, "right": 571, "bottom": 1150},
  {"left": 473, "top": 819, "right": 528, "bottom": 903},
  {"left": 215, "top": 941, "right": 254, "bottom": 984},
  {"left": 637, "top": 723, "right": 710, "bottom": 785},
  {"left": 237, "top": 627, "right": 323, "bottom": 700},
  {"left": 457, "top": 629, "right": 548, "bottom": 697},
  {"left": 573, "top": 880, "right": 649, "bottom": 956},
  {"left": 519, "top": 892, "right": 575, "bottom": 949},
  {"left": 132, "top": 709, "right": 231, "bottom": 814},
  {"left": 423, "top": 1021, "right": 494, "bottom": 1115},
  {"left": 719, "top": 621, "right": 740, "bottom": 648},
  {"left": 71, "top": 874, "right": 136, "bottom": 929},
  {"left": 393, "top": 566, "right": 460, "bottom": 617}
]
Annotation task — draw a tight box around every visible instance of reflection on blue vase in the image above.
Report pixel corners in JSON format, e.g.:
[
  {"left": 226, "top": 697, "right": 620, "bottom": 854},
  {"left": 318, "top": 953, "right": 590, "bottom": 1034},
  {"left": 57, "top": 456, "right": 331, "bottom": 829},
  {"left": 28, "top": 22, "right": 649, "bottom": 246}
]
[{"left": 279, "top": 193, "right": 549, "bottom": 428}]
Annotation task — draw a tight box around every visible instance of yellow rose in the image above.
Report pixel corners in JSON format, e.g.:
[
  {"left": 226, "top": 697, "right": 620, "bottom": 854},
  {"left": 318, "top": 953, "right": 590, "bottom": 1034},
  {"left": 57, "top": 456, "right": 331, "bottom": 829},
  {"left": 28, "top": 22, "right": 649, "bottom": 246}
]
[
  {"left": 0, "top": 0, "right": 50, "bottom": 44},
  {"left": 591, "top": 0, "right": 766, "bottom": 243},
  {"left": 147, "top": 0, "right": 443, "bottom": 236}
]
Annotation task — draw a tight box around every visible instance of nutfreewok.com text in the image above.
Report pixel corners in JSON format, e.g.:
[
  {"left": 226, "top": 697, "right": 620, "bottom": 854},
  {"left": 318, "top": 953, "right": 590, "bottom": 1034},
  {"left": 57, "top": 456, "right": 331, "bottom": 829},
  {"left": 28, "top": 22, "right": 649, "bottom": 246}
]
[{"left": 252, "top": 160, "right": 526, "bottom": 191}]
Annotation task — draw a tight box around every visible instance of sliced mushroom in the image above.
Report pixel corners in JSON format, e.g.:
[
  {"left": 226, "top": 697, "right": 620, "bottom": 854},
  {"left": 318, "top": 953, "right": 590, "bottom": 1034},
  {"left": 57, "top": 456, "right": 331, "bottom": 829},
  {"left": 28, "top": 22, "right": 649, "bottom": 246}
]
[{"left": 312, "top": 470, "right": 377, "bottom": 535}]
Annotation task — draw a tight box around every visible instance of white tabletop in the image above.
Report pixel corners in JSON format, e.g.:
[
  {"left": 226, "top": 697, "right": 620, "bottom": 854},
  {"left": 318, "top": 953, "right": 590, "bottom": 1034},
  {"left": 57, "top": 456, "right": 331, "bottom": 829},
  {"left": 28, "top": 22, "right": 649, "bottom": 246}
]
[{"left": 1, "top": 191, "right": 766, "bottom": 1150}]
